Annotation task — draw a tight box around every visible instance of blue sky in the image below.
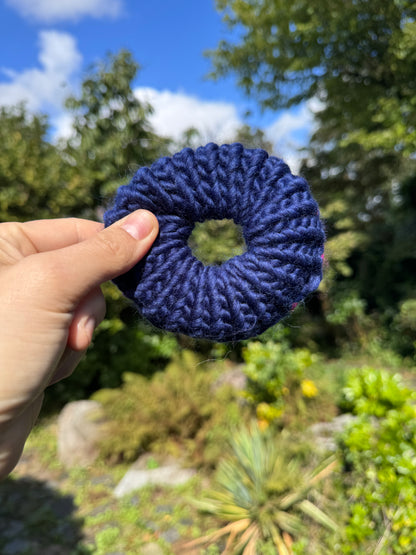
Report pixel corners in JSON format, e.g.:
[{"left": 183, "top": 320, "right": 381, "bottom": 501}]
[{"left": 0, "top": 0, "right": 314, "bottom": 168}]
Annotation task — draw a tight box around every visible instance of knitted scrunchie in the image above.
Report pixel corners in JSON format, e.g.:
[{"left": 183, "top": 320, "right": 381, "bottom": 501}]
[{"left": 104, "top": 142, "right": 325, "bottom": 342}]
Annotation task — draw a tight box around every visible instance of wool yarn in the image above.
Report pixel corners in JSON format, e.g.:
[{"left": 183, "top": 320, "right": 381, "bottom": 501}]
[{"left": 104, "top": 142, "right": 325, "bottom": 342}]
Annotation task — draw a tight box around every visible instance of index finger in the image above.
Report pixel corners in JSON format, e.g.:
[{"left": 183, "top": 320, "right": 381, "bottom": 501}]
[{"left": 3, "top": 218, "right": 104, "bottom": 255}]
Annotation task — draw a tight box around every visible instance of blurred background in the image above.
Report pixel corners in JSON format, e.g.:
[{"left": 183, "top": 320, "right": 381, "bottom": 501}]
[{"left": 0, "top": 1, "right": 415, "bottom": 554}]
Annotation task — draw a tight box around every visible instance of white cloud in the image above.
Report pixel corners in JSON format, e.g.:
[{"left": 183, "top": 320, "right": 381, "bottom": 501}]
[
  {"left": 134, "top": 87, "right": 242, "bottom": 145},
  {"left": 51, "top": 112, "right": 75, "bottom": 141},
  {"left": 265, "top": 99, "right": 320, "bottom": 172},
  {"left": 5, "top": 0, "right": 122, "bottom": 22},
  {"left": 133, "top": 87, "right": 319, "bottom": 172},
  {"left": 0, "top": 30, "right": 82, "bottom": 112}
]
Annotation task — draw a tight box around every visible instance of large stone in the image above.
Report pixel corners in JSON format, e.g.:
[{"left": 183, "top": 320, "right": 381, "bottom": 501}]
[
  {"left": 212, "top": 365, "right": 247, "bottom": 392},
  {"left": 309, "top": 413, "right": 357, "bottom": 452},
  {"left": 57, "top": 400, "right": 107, "bottom": 468},
  {"left": 141, "top": 543, "right": 164, "bottom": 555},
  {"left": 114, "top": 458, "right": 196, "bottom": 498}
]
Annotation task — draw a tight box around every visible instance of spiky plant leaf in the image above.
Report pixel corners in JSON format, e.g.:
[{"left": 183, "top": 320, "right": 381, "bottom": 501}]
[
  {"left": 298, "top": 499, "right": 339, "bottom": 532},
  {"left": 187, "top": 422, "right": 338, "bottom": 553}
]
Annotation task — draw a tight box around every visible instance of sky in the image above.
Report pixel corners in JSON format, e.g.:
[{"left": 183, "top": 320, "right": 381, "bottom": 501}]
[{"left": 0, "top": 0, "right": 315, "bottom": 169}]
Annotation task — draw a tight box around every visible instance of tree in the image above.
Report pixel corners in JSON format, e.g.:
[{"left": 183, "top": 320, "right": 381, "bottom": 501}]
[
  {"left": 0, "top": 104, "right": 82, "bottom": 222},
  {"left": 65, "top": 50, "right": 170, "bottom": 214},
  {"left": 211, "top": 0, "right": 416, "bottom": 154},
  {"left": 210, "top": 0, "right": 416, "bottom": 328},
  {"left": 233, "top": 123, "right": 273, "bottom": 152}
]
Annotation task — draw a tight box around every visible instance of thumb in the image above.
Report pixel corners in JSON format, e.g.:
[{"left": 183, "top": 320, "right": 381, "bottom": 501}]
[{"left": 42, "top": 209, "right": 159, "bottom": 303}]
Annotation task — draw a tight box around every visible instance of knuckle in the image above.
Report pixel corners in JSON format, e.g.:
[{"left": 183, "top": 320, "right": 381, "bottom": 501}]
[
  {"left": 96, "top": 231, "right": 130, "bottom": 263},
  {"left": 0, "top": 223, "right": 26, "bottom": 264}
]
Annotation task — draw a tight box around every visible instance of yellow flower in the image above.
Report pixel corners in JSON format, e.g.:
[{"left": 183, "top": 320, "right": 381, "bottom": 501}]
[
  {"left": 257, "top": 418, "right": 269, "bottom": 431},
  {"left": 256, "top": 402, "right": 283, "bottom": 422},
  {"left": 301, "top": 379, "right": 318, "bottom": 398}
]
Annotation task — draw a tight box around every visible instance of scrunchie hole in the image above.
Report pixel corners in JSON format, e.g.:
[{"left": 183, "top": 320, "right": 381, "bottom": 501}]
[{"left": 188, "top": 218, "right": 246, "bottom": 266}]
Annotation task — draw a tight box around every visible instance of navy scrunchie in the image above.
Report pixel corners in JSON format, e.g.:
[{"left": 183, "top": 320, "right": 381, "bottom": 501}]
[{"left": 104, "top": 143, "right": 325, "bottom": 342}]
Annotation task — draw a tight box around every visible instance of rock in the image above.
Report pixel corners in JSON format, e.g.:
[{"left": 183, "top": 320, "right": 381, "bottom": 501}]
[
  {"left": 309, "top": 414, "right": 357, "bottom": 452},
  {"left": 155, "top": 504, "right": 174, "bottom": 514},
  {"left": 2, "top": 539, "right": 33, "bottom": 554},
  {"left": 141, "top": 543, "right": 164, "bottom": 555},
  {"left": 57, "top": 400, "right": 108, "bottom": 468},
  {"left": 114, "top": 460, "right": 196, "bottom": 498},
  {"left": 212, "top": 365, "right": 247, "bottom": 392},
  {"left": 160, "top": 527, "right": 180, "bottom": 544},
  {"left": 2, "top": 519, "right": 25, "bottom": 539}
]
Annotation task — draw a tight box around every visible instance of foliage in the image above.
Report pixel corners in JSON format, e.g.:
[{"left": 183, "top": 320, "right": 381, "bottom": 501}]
[
  {"left": 12, "top": 423, "right": 228, "bottom": 555},
  {"left": 339, "top": 366, "right": 413, "bottom": 417},
  {"left": 391, "top": 299, "right": 416, "bottom": 358},
  {"left": 233, "top": 124, "right": 274, "bottom": 152},
  {"left": 325, "top": 292, "right": 374, "bottom": 350},
  {"left": 65, "top": 49, "right": 169, "bottom": 214},
  {"left": 187, "top": 422, "right": 338, "bottom": 554},
  {"left": 189, "top": 218, "right": 246, "bottom": 266},
  {"left": 241, "top": 340, "right": 319, "bottom": 424},
  {"left": 93, "top": 350, "right": 244, "bottom": 467},
  {"left": 211, "top": 0, "right": 416, "bottom": 154},
  {"left": 0, "top": 104, "right": 81, "bottom": 221},
  {"left": 339, "top": 367, "right": 416, "bottom": 553},
  {"left": 211, "top": 0, "right": 416, "bottom": 350}
]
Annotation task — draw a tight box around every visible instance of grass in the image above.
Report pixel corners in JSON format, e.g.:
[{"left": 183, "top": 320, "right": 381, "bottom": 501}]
[{"left": 6, "top": 423, "right": 225, "bottom": 554}]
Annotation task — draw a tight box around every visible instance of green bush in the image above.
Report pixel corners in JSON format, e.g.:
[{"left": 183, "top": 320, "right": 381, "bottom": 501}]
[
  {"left": 339, "top": 366, "right": 412, "bottom": 417},
  {"left": 93, "top": 350, "right": 244, "bottom": 467},
  {"left": 241, "top": 340, "right": 319, "bottom": 425},
  {"left": 339, "top": 367, "right": 416, "bottom": 553},
  {"left": 391, "top": 299, "right": 416, "bottom": 358}
]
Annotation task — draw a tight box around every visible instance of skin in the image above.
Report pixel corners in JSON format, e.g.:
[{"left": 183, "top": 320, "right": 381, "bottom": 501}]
[{"left": 0, "top": 209, "right": 159, "bottom": 479}]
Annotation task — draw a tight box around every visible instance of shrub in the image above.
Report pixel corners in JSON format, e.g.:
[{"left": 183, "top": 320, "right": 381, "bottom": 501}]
[
  {"left": 93, "top": 350, "right": 244, "bottom": 467},
  {"left": 391, "top": 298, "right": 416, "bottom": 358},
  {"left": 339, "top": 367, "right": 416, "bottom": 553},
  {"left": 241, "top": 340, "right": 319, "bottom": 425},
  {"left": 339, "top": 366, "right": 412, "bottom": 417}
]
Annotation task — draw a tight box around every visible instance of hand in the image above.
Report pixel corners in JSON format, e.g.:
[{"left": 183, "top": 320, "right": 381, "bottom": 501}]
[{"left": 0, "top": 209, "right": 158, "bottom": 479}]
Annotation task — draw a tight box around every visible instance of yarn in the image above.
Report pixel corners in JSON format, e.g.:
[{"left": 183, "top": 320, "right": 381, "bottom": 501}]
[{"left": 104, "top": 142, "right": 325, "bottom": 342}]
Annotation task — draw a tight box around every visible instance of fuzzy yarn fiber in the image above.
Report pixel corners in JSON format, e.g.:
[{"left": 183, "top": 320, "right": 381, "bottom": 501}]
[{"left": 104, "top": 142, "right": 325, "bottom": 342}]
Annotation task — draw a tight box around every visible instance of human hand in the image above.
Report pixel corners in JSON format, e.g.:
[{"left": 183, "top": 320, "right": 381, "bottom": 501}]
[{"left": 0, "top": 209, "right": 158, "bottom": 479}]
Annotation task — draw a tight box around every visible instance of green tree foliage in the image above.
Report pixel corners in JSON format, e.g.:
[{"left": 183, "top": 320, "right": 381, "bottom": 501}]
[
  {"left": 65, "top": 49, "right": 169, "bottom": 211},
  {"left": 211, "top": 0, "right": 416, "bottom": 337},
  {"left": 234, "top": 124, "right": 273, "bottom": 152},
  {"left": 211, "top": 0, "right": 416, "bottom": 152},
  {"left": 0, "top": 105, "right": 82, "bottom": 221}
]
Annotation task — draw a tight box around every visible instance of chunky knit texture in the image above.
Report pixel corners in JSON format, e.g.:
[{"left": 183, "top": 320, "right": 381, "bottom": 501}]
[{"left": 104, "top": 143, "right": 325, "bottom": 342}]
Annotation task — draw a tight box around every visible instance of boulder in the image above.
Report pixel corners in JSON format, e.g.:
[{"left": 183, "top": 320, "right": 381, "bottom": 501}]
[
  {"left": 57, "top": 400, "right": 107, "bottom": 468},
  {"left": 309, "top": 413, "right": 357, "bottom": 452},
  {"left": 141, "top": 543, "right": 164, "bottom": 555},
  {"left": 114, "top": 456, "right": 196, "bottom": 498},
  {"left": 212, "top": 365, "right": 247, "bottom": 392}
]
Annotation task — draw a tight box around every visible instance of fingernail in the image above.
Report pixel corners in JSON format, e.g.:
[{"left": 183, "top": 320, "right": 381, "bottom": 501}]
[
  {"left": 121, "top": 210, "right": 156, "bottom": 240},
  {"left": 81, "top": 315, "right": 96, "bottom": 344}
]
